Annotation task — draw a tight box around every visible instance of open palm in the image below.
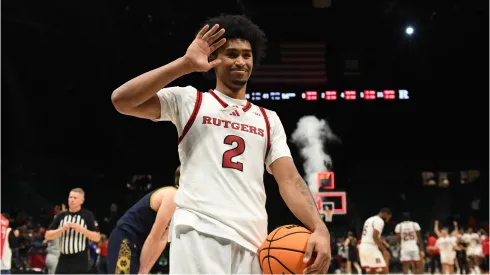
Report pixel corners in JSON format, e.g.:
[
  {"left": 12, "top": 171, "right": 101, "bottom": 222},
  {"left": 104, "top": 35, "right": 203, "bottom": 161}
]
[{"left": 184, "top": 24, "right": 226, "bottom": 72}]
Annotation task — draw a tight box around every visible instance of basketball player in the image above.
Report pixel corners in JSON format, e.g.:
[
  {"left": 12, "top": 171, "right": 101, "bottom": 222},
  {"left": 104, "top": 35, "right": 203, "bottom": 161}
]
[
  {"left": 465, "top": 227, "right": 484, "bottom": 274},
  {"left": 107, "top": 167, "right": 180, "bottom": 274},
  {"left": 111, "top": 14, "right": 331, "bottom": 274},
  {"left": 394, "top": 212, "right": 424, "bottom": 274},
  {"left": 358, "top": 208, "right": 392, "bottom": 274},
  {"left": 436, "top": 226, "right": 458, "bottom": 274}
]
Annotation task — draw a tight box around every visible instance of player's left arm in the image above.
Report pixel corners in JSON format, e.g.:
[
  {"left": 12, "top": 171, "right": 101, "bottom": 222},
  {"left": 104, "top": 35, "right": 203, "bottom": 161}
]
[
  {"left": 138, "top": 189, "right": 176, "bottom": 274},
  {"left": 266, "top": 112, "right": 330, "bottom": 274}
]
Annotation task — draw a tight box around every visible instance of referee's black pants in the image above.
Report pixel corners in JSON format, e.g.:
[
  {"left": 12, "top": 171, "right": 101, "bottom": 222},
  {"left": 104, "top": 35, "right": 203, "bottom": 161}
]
[{"left": 55, "top": 252, "right": 89, "bottom": 274}]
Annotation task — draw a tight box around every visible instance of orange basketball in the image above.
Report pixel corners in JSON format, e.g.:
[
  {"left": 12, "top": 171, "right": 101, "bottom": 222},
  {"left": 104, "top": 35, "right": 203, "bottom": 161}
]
[{"left": 258, "top": 224, "right": 315, "bottom": 274}]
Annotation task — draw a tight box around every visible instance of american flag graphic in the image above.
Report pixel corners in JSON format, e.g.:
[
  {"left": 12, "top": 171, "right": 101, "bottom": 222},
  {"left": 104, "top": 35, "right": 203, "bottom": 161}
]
[{"left": 250, "top": 42, "right": 327, "bottom": 86}]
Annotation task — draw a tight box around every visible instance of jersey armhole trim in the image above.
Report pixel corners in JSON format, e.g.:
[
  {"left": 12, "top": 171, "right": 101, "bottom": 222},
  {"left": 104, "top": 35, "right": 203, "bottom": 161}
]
[
  {"left": 178, "top": 90, "right": 203, "bottom": 144},
  {"left": 258, "top": 107, "right": 271, "bottom": 160}
]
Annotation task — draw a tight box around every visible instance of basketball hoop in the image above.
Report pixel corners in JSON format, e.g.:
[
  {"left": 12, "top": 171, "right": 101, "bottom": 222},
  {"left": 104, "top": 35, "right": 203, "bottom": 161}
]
[{"left": 324, "top": 209, "right": 333, "bottom": 222}]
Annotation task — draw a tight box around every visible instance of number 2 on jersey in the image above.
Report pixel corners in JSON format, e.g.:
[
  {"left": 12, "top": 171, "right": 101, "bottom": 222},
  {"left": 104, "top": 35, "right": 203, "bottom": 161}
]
[{"left": 222, "top": 135, "right": 245, "bottom": 171}]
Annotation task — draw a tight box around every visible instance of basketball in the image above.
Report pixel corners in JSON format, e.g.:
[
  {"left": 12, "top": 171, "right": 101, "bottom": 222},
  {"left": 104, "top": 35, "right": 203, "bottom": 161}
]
[{"left": 258, "top": 224, "right": 315, "bottom": 274}]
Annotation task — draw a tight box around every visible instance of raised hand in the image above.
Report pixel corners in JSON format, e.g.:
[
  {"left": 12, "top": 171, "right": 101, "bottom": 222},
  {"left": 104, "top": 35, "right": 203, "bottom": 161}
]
[{"left": 183, "top": 24, "right": 226, "bottom": 72}]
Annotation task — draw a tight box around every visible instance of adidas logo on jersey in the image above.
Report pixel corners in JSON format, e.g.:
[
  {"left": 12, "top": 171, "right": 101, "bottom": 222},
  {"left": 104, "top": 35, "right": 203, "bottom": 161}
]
[{"left": 229, "top": 110, "right": 240, "bottom": 116}]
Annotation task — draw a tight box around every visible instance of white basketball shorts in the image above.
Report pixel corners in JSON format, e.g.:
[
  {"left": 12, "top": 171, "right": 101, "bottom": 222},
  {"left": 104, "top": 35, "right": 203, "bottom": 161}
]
[
  {"left": 358, "top": 243, "right": 387, "bottom": 271},
  {"left": 400, "top": 249, "right": 421, "bottom": 263},
  {"left": 169, "top": 224, "right": 262, "bottom": 274}
]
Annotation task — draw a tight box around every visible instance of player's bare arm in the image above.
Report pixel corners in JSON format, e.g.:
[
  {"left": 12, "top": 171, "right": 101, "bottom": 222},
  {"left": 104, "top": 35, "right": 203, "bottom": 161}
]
[
  {"left": 373, "top": 229, "right": 389, "bottom": 257},
  {"left": 138, "top": 189, "right": 177, "bottom": 274},
  {"left": 434, "top": 220, "right": 441, "bottom": 237},
  {"left": 270, "top": 157, "right": 331, "bottom": 274},
  {"left": 111, "top": 24, "right": 226, "bottom": 119},
  {"left": 396, "top": 232, "right": 401, "bottom": 244}
]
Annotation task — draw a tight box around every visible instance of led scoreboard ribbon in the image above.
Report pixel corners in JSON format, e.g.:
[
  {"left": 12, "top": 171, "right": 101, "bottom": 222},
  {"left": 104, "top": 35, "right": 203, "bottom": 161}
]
[{"left": 246, "top": 89, "right": 410, "bottom": 101}]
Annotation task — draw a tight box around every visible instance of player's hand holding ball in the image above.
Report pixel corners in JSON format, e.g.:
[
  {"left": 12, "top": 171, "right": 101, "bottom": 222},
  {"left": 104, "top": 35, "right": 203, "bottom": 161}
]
[
  {"left": 303, "top": 226, "right": 331, "bottom": 274},
  {"left": 183, "top": 24, "right": 227, "bottom": 72}
]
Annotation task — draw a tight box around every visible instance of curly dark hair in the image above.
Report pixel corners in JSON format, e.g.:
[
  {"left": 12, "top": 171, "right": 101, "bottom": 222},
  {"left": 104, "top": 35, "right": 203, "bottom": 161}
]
[
  {"left": 200, "top": 14, "right": 267, "bottom": 65},
  {"left": 197, "top": 14, "right": 267, "bottom": 81}
]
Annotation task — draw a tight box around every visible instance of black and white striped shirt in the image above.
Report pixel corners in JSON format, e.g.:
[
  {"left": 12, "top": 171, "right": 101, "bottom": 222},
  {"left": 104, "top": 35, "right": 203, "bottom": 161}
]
[{"left": 48, "top": 209, "right": 99, "bottom": 255}]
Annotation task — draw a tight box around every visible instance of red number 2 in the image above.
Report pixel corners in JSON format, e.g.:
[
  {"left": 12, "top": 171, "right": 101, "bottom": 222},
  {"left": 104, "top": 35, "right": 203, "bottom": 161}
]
[{"left": 222, "top": 135, "right": 245, "bottom": 171}]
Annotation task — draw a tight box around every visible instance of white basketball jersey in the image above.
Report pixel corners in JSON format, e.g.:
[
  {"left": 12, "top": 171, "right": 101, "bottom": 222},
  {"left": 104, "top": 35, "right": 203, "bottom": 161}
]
[
  {"left": 395, "top": 221, "right": 421, "bottom": 251},
  {"left": 436, "top": 236, "right": 457, "bottom": 255},
  {"left": 154, "top": 86, "right": 292, "bottom": 252},
  {"left": 361, "top": 216, "right": 385, "bottom": 245}
]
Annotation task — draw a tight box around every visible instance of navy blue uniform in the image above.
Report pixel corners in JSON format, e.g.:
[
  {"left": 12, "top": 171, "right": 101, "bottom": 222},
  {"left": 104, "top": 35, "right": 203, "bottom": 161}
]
[{"left": 107, "top": 187, "right": 175, "bottom": 274}]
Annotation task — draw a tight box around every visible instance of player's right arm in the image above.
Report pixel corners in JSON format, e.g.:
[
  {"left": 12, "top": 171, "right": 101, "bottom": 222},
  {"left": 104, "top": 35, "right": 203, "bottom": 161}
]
[
  {"left": 44, "top": 214, "right": 69, "bottom": 240},
  {"left": 372, "top": 219, "right": 389, "bottom": 258},
  {"left": 434, "top": 220, "right": 441, "bottom": 238},
  {"left": 138, "top": 189, "right": 177, "bottom": 275},
  {"left": 111, "top": 24, "right": 226, "bottom": 119}
]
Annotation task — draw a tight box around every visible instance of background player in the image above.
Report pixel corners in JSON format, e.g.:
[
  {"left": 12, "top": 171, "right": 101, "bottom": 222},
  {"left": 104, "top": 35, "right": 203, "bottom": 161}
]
[
  {"left": 111, "top": 14, "right": 331, "bottom": 274},
  {"left": 394, "top": 212, "right": 424, "bottom": 274},
  {"left": 358, "top": 208, "right": 392, "bottom": 274},
  {"left": 107, "top": 166, "right": 179, "bottom": 274},
  {"left": 435, "top": 223, "right": 458, "bottom": 274}
]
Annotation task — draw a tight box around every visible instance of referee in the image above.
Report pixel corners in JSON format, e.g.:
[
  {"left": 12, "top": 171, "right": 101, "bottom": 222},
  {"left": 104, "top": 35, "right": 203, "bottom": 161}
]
[{"left": 45, "top": 188, "right": 100, "bottom": 274}]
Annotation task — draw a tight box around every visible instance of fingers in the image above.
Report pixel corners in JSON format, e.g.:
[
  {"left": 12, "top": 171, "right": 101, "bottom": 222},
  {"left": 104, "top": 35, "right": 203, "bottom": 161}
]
[
  {"left": 303, "top": 252, "right": 331, "bottom": 274},
  {"left": 303, "top": 238, "right": 315, "bottom": 263},
  {"left": 202, "top": 24, "right": 221, "bottom": 42},
  {"left": 208, "top": 28, "right": 225, "bottom": 44},
  {"left": 206, "top": 59, "right": 222, "bottom": 71},
  {"left": 209, "top": 38, "right": 227, "bottom": 53},
  {"left": 196, "top": 24, "right": 210, "bottom": 39}
]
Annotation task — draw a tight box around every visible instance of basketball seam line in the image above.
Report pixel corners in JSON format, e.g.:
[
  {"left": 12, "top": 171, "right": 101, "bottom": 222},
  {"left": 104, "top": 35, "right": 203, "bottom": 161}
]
[
  {"left": 267, "top": 226, "right": 283, "bottom": 274},
  {"left": 263, "top": 255, "right": 296, "bottom": 274},
  {"left": 266, "top": 231, "right": 311, "bottom": 242}
]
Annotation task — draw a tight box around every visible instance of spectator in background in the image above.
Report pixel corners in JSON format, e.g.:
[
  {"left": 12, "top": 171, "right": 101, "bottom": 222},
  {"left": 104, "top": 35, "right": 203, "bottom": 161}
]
[
  {"left": 45, "top": 237, "right": 60, "bottom": 274},
  {"left": 44, "top": 204, "right": 66, "bottom": 274},
  {"left": 481, "top": 230, "right": 489, "bottom": 273},
  {"left": 27, "top": 246, "right": 45, "bottom": 274},
  {"left": 96, "top": 234, "right": 108, "bottom": 274},
  {"left": 426, "top": 231, "right": 441, "bottom": 274}
]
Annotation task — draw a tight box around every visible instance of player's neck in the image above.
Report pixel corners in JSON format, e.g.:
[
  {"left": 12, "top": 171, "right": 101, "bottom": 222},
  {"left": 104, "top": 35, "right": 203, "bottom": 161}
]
[{"left": 215, "top": 81, "right": 247, "bottom": 100}]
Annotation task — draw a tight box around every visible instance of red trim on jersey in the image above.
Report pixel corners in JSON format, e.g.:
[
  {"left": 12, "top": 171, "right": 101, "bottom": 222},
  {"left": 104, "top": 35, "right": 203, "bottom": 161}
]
[
  {"left": 243, "top": 101, "right": 252, "bottom": 112},
  {"left": 208, "top": 90, "right": 228, "bottom": 108},
  {"left": 209, "top": 90, "right": 252, "bottom": 112},
  {"left": 258, "top": 107, "right": 271, "bottom": 159},
  {"left": 178, "top": 91, "right": 203, "bottom": 144}
]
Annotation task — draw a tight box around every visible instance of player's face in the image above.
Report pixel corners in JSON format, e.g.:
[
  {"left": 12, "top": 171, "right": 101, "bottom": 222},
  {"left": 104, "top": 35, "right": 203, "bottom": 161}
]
[
  {"left": 68, "top": 191, "right": 84, "bottom": 209},
  {"left": 383, "top": 214, "right": 392, "bottom": 222},
  {"left": 441, "top": 228, "right": 448, "bottom": 236},
  {"left": 214, "top": 39, "right": 253, "bottom": 89}
]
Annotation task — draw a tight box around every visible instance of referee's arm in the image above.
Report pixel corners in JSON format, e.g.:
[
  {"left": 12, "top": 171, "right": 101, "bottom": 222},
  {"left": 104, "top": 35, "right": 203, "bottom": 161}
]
[
  {"left": 72, "top": 211, "right": 100, "bottom": 242},
  {"left": 45, "top": 214, "right": 69, "bottom": 240}
]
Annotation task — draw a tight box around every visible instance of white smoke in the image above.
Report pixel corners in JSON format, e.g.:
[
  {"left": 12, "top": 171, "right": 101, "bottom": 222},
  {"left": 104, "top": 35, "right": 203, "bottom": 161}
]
[{"left": 291, "top": 116, "right": 340, "bottom": 194}]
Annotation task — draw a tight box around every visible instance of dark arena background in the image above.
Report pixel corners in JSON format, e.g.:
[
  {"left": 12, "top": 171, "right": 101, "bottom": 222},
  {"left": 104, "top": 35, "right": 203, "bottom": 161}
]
[{"left": 2, "top": 0, "right": 489, "bottom": 274}]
